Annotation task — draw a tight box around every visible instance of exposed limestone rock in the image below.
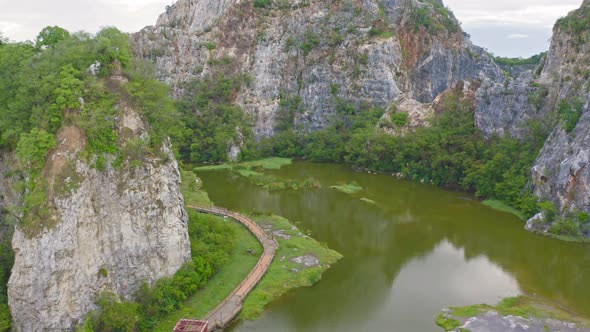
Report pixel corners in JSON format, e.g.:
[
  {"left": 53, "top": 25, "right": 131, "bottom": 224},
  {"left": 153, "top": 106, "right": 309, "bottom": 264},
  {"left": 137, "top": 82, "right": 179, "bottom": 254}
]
[
  {"left": 378, "top": 96, "right": 434, "bottom": 136},
  {"left": 475, "top": 70, "right": 541, "bottom": 138},
  {"left": 133, "top": 0, "right": 508, "bottom": 138},
  {"left": 8, "top": 104, "right": 191, "bottom": 331},
  {"left": 529, "top": 3, "right": 590, "bottom": 218}
]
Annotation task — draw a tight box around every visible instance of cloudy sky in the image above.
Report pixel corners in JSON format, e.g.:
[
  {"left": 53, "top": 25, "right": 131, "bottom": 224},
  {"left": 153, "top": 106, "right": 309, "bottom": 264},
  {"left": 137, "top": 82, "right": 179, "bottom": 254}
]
[{"left": 0, "top": 0, "right": 584, "bottom": 57}]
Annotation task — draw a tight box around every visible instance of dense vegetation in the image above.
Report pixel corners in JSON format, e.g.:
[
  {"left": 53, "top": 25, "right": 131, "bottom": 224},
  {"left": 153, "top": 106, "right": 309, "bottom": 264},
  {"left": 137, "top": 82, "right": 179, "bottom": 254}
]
[
  {"left": 82, "top": 211, "right": 237, "bottom": 331},
  {"left": 494, "top": 52, "right": 546, "bottom": 66},
  {"left": 247, "top": 90, "right": 549, "bottom": 218},
  {"left": 175, "top": 69, "right": 252, "bottom": 163}
]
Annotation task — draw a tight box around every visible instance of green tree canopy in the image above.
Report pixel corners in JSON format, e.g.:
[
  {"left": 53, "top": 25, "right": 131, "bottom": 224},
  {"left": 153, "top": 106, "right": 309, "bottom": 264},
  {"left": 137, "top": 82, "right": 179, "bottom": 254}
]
[{"left": 35, "top": 26, "right": 70, "bottom": 49}]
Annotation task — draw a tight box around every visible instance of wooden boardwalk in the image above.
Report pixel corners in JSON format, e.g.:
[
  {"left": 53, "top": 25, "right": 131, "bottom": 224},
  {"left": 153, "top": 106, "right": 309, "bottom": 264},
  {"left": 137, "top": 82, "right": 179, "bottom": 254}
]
[{"left": 184, "top": 206, "right": 278, "bottom": 331}]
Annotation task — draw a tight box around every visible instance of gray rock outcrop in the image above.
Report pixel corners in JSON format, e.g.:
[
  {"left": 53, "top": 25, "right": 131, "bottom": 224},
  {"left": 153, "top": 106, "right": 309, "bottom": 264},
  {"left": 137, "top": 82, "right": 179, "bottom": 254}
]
[
  {"left": 528, "top": 2, "right": 590, "bottom": 216},
  {"left": 133, "top": 0, "right": 512, "bottom": 137}
]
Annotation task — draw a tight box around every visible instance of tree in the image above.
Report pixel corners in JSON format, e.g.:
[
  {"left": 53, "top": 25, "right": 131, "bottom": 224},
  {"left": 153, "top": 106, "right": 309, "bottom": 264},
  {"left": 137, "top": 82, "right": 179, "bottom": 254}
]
[
  {"left": 35, "top": 26, "right": 70, "bottom": 49},
  {"left": 53, "top": 64, "right": 83, "bottom": 111},
  {"left": 95, "top": 27, "right": 132, "bottom": 68},
  {"left": 16, "top": 128, "right": 57, "bottom": 170}
]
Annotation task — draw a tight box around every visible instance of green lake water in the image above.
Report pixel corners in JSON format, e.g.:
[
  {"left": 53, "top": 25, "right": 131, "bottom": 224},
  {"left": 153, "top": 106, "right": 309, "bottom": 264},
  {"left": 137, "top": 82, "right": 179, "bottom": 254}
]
[{"left": 196, "top": 162, "right": 590, "bottom": 332}]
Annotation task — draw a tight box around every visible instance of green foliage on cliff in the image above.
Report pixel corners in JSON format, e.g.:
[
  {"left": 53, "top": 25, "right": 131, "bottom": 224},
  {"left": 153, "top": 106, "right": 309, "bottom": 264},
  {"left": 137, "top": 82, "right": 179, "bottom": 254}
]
[
  {"left": 253, "top": 0, "right": 272, "bottom": 9},
  {"left": 410, "top": 0, "right": 460, "bottom": 34},
  {"left": 558, "top": 99, "right": 584, "bottom": 133},
  {"left": 175, "top": 71, "right": 252, "bottom": 163},
  {"left": 557, "top": 5, "right": 590, "bottom": 34},
  {"left": 0, "top": 26, "right": 190, "bottom": 328},
  {"left": 0, "top": 26, "right": 133, "bottom": 150},
  {"left": 35, "top": 26, "right": 70, "bottom": 49},
  {"left": 0, "top": 241, "right": 13, "bottom": 331},
  {"left": 15, "top": 129, "right": 57, "bottom": 170}
]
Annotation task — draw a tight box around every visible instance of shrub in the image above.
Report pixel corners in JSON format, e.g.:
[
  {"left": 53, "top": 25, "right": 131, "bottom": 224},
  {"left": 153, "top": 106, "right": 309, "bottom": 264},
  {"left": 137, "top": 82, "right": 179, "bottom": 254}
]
[
  {"left": 391, "top": 112, "right": 409, "bottom": 127},
  {"left": 558, "top": 99, "right": 584, "bottom": 133},
  {"left": 300, "top": 30, "right": 320, "bottom": 56},
  {"left": 549, "top": 217, "right": 582, "bottom": 237},
  {"left": 16, "top": 128, "right": 57, "bottom": 170},
  {"left": 538, "top": 201, "right": 558, "bottom": 223},
  {"left": 254, "top": 0, "right": 272, "bottom": 9}
]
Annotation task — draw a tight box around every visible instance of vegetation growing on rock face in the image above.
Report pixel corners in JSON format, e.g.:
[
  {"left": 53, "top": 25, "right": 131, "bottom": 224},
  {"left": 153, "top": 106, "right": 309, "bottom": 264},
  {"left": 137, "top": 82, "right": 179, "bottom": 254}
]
[
  {"left": 557, "top": 5, "right": 590, "bottom": 34},
  {"left": 176, "top": 71, "right": 252, "bottom": 163},
  {"left": 409, "top": 0, "right": 460, "bottom": 34},
  {"left": 557, "top": 99, "right": 584, "bottom": 133}
]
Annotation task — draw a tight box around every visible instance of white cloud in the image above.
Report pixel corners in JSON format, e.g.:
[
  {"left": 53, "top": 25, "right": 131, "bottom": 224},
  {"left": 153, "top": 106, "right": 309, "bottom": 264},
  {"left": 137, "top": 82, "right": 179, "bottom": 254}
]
[
  {"left": 507, "top": 34, "right": 529, "bottom": 39},
  {"left": 0, "top": 0, "right": 171, "bottom": 41},
  {"left": 445, "top": 0, "right": 581, "bottom": 28},
  {"left": 443, "top": 0, "right": 583, "bottom": 56}
]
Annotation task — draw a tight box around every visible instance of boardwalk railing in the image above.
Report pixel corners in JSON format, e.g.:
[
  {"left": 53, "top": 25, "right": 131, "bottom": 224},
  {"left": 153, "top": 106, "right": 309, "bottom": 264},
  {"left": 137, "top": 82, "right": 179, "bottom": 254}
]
[{"left": 182, "top": 205, "right": 278, "bottom": 331}]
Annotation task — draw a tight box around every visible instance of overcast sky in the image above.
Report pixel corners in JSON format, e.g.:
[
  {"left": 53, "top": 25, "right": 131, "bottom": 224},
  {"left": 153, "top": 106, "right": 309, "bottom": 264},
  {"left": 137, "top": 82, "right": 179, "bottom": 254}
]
[{"left": 0, "top": 0, "right": 584, "bottom": 57}]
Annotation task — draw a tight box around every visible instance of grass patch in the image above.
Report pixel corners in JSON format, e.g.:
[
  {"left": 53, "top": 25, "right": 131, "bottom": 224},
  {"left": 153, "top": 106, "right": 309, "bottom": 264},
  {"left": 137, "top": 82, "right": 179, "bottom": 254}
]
[
  {"left": 194, "top": 158, "right": 319, "bottom": 191},
  {"left": 482, "top": 200, "right": 526, "bottom": 220},
  {"left": 236, "top": 169, "right": 320, "bottom": 191},
  {"left": 360, "top": 198, "right": 376, "bottom": 205},
  {"left": 240, "top": 214, "right": 342, "bottom": 320},
  {"left": 435, "top": 313, "right": 462, "bottom": 331},
  {"left": 152, "top": 215, "right": 262, "bottom": 331},
  {"left": 191, "top": 164, "right": 233, "bottom": 171},
  {"left": 193, "top": 158, "right": 292, "bottom": 172},
  {"left": 330, "top": 182, "right": 363, "bottom": 195},
  {"left": 239, "top": 157, "right": 292, "bottom": 170}
]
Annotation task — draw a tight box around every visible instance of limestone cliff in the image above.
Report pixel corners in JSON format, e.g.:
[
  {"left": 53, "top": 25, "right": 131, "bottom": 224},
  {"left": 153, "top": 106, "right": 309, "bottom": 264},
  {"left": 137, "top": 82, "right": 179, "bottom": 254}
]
[
  {"left": 7, "top": 80, "right": 191, "bottom": 330},
  {"left": 133, "top": 0, "right": 512, "bottom": 137},
  {"left": 133, "top": 0, "right": 590, "bottom": 234},
  {"left": 526, "top": 0, "right": 590, "bottom": 232}
]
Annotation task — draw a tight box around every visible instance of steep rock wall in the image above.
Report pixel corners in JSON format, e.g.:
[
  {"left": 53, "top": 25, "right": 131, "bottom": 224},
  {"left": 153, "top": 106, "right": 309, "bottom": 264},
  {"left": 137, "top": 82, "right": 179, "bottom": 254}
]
[
  {"left": 7, "top": 103, "right": 191, "bottom": 330},
  {"left": 134, "top": 0, "right": 523, "bottom": 138},
  {"left": 529, "top": 1, "right": 590, "bottom": 221}
]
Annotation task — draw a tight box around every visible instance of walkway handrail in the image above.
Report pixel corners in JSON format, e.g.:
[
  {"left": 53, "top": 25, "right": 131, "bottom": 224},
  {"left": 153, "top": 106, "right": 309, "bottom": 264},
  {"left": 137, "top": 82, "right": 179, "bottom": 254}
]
[{"left": 180, "top": 205, "right": 278, "bottom": 331}]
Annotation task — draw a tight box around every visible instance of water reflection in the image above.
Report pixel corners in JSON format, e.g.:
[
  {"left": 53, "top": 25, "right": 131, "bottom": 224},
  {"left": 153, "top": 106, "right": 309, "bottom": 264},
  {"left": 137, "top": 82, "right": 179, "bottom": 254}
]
[{"left": 197, "top": 162, "right": 590, "bottom": 332}]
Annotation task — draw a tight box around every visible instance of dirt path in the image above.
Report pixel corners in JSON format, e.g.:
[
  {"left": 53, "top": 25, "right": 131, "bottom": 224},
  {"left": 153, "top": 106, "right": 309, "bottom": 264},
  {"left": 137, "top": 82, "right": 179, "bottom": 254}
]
[{"left": 184, "top": 206, "right": 278, "bottom": 331}]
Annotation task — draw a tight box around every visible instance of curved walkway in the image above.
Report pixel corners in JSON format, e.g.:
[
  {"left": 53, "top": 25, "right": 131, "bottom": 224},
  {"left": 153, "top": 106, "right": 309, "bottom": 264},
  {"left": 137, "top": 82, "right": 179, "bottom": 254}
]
[{"left": 185, "top": 205, "right": 278, "bottom": 331}]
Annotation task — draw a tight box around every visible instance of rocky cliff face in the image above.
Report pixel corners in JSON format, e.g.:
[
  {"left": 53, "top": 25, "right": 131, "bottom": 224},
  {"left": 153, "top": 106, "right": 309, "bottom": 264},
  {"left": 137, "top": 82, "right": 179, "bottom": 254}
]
[
  {"left": 134, "top": 0, "right": 523, "bottom": 137},
  {"left": 527, "top": 1, "right": 590, "bottom": 228},
  {"left": 7, "top": 94, "right": 191, "bottom": 330},
  {"left": 134, "top": 0, "right": 590, "bottom": 232}
]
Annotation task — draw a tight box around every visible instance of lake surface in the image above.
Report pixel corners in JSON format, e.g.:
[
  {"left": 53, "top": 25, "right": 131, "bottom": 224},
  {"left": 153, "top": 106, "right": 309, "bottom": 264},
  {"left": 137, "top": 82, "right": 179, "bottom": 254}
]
[{"left": 197, "top": 162, "right": 590, "bottom": 332}]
